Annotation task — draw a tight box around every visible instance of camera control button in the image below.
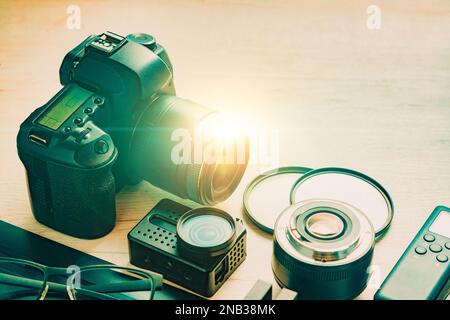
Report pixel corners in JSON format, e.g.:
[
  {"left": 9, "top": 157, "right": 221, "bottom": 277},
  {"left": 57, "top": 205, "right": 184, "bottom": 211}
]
[
  {"left": 127, "top": 33, "right": 156, "bottom": 50},
  {"left": 429, "top": 244, "right": 442, "bottom": 253},
  {"left": 93, "top": 97, "right": 104, "bottom": 106},
  {"left": 94, "top": 139, "right": 109, "bottom": 154},
  {"left": 415, "top": 246, "right": 427, "bottom": 255},
  {"left": 445, "top": 242, "right": 450, "bottom": 250},
  {"left": 75, "top": 128, "right": 91, "bottom": 143},
  {"left": 423, "top": 234, "right": 435, "bottom": 242},
  {"left": 436, "top": 254, "right": 448, "bottom": 263},
  {"left": 73, "top": 117, "right": 84, "bottom": 126}
]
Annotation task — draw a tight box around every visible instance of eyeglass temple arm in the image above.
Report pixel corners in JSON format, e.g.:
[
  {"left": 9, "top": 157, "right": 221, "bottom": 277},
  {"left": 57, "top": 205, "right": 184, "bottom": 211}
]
[
  {"left": 0, "top": 273, "right": 114, "bottom": 299},
  {"left": 0, "top": 273, "right": 160, "bottom": 297}
]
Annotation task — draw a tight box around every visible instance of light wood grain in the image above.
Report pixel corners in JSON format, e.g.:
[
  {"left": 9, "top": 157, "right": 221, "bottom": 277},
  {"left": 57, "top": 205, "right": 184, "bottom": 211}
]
[{"left": 0, "top": 0, "right": 449, "bottom": 299}]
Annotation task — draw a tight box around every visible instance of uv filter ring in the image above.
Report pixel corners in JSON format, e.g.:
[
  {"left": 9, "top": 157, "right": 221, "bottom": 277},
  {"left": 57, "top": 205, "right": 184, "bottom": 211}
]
[
  {"left": 289, "top": 167, "right": 394, "bottom": 239},
  {"left": 243, "top": 166, "right": 313, "bottom": 234}
]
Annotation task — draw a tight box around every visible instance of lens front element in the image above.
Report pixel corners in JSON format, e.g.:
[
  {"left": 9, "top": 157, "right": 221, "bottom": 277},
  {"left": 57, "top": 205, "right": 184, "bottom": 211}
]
[
  {"left": 131, "top": 95, "right": 249, "bottom": 206},
  {"left": 305, "top": 212, "right": 345, "bottom": 240},
  {"left": 179, "top": 215, "right": 234, "bottom": 248},
  {"left": 177, "top": 207, "right": 237, "bottom": 259}
]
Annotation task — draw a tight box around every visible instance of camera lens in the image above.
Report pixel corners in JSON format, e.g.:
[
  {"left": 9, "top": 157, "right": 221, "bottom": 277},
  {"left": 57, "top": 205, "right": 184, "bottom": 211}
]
[
  {"left": 272, "top": 199, "right": 375, "bottom": 300},
  {"left": 177, "top": 207, "right": 237, "bottom": 259},
  {"left": 130, "top": 95, "right": 249, "bottom": 205}
]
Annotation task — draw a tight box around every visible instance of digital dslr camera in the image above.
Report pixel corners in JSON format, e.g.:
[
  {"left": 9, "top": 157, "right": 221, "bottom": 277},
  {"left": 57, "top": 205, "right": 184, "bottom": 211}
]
[
  {"left": 17, "top": 31, "right": 249, "bottom": 239},
  {"left": 128, "top": 199, "right": 247, "bottom": 297}
]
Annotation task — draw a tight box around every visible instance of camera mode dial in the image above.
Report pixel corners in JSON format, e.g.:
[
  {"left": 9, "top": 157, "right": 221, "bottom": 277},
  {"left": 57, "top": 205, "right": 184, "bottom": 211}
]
[{"left": 127, "top": 33, "right": 157, "bottom": 50}]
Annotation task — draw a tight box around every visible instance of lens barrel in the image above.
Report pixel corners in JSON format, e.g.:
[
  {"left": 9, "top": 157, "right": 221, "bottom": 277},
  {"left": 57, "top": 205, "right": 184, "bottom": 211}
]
[
  {"left": 130, "top": 94, "right": 249, "bottom": 205},
  {"left": 272, "top": 199, "right": 375, "bottom": 300}
]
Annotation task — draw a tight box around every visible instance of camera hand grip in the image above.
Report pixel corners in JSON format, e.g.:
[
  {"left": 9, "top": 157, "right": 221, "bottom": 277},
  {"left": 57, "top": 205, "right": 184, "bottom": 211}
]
[{"left": 24, "top": 156, "right": 117, "bottom": 239}]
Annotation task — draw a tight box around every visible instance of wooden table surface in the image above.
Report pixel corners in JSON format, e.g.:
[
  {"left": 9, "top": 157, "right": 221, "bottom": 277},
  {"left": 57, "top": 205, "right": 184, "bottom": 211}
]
[{"left": 0, "top": 0, "right": 449, "bottom": 300}]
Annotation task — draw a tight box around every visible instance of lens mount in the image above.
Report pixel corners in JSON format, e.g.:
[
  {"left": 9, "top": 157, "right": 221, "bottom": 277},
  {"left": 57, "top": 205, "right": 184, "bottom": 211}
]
[
  {"left": 177, "top": 207, "right": 237, "bottom": 259},
  {"left": 279, "top": 199, "right": 371, "bottom": 264}
]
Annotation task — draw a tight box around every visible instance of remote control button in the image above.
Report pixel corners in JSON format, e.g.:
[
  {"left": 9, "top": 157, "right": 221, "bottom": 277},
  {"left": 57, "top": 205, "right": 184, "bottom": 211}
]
[
  {"left": 84, "top": 107, "right": 93, "bottom": 115},
  {"left": 429, "top": 244, "right": 442, "bottom": 253},
  {"left": 415, "top": 246, "right": 427, "bottom": 255},
  {"left": 94, "top": 139, "right": 109, "bottom": 154},
  {"left": 445, "top": 242, "right": 450, "bottom": 250},
  {"left": 423, "top": 234, "right": 435, "bottom": 242},
  {"left": 436, "top": 254, "right": 448, "bottom": 263},
  {"left": 63, "top": 126, "right": 72, "bottom": 133}
]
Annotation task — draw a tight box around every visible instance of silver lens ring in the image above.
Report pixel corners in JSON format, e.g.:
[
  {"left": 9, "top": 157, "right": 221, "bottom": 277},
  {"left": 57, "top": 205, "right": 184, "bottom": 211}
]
[{"left": 275, "top": 199, "right": 374, "bottom": 266}]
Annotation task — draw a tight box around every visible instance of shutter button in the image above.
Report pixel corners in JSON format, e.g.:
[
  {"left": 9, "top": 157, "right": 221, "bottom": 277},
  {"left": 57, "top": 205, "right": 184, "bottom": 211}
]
[{"left": 94, "top": 139, "right": 109, "bottom": 154}]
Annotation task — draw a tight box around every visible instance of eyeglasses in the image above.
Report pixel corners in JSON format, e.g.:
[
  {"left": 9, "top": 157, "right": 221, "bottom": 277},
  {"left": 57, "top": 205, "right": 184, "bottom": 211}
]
[{"left": 0, "top": 257, "right": 163, "bottom": 300}]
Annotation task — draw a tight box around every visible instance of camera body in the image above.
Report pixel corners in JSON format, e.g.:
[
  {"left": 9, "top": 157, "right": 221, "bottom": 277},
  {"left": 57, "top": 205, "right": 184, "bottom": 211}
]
[
  {"left": 128, "top": 199, "right": 247, "bottom": 297},
  {"left": 17, "top": 32, "right": 184, "bottom": 238}
]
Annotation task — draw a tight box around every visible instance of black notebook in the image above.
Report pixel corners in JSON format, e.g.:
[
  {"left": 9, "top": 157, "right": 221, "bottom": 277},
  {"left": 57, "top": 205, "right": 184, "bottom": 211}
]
[{"left": 0, "top": 220, "right": 200, "bottom": 300}]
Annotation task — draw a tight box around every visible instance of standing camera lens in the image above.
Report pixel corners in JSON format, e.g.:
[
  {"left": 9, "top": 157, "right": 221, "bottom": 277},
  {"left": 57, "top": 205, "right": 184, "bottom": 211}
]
[
  {"left": 177, "top": 207, "right": 237, "bottom": 259},
  {"left": 130, "top": 95, "right": 249, "bottom": 205},
  {"left": 272, "top": 199, "right": 375, "bottom": 300}
]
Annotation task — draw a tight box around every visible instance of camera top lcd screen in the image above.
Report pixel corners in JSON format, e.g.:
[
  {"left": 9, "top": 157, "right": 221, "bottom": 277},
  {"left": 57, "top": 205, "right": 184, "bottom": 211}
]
[
  {"left": 429, "top": 211, "right": 450, "bottom": 238},
  {"left": 38, "top": 86, "right": 91, "bottom": 130}
]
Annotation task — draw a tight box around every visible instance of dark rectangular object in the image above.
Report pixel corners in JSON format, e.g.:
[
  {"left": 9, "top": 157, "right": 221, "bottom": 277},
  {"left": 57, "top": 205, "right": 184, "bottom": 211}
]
[
  {"left": 0, "top": 219, "right": 200, "bottom": 300},
  {"left": 375, "top": 206, "right": 450, "bottom": 300}
]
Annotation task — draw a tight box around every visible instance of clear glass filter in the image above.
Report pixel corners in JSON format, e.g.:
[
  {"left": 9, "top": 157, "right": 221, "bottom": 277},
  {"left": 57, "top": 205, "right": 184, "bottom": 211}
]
[
  {"left": 290, "top": 167, "right": 394, "bottom": 239},
  {"left": 243, "top": 166, "right": 313, "bottom": 234}
]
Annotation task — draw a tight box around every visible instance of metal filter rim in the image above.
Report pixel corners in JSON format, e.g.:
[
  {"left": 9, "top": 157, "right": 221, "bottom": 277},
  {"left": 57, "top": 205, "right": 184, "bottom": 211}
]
[
  {"left": 289, "top": 167, "right": 394, "bottom": 240},
  {"left": 243, "top": 166, "right": 313, "bottom": 234}
]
